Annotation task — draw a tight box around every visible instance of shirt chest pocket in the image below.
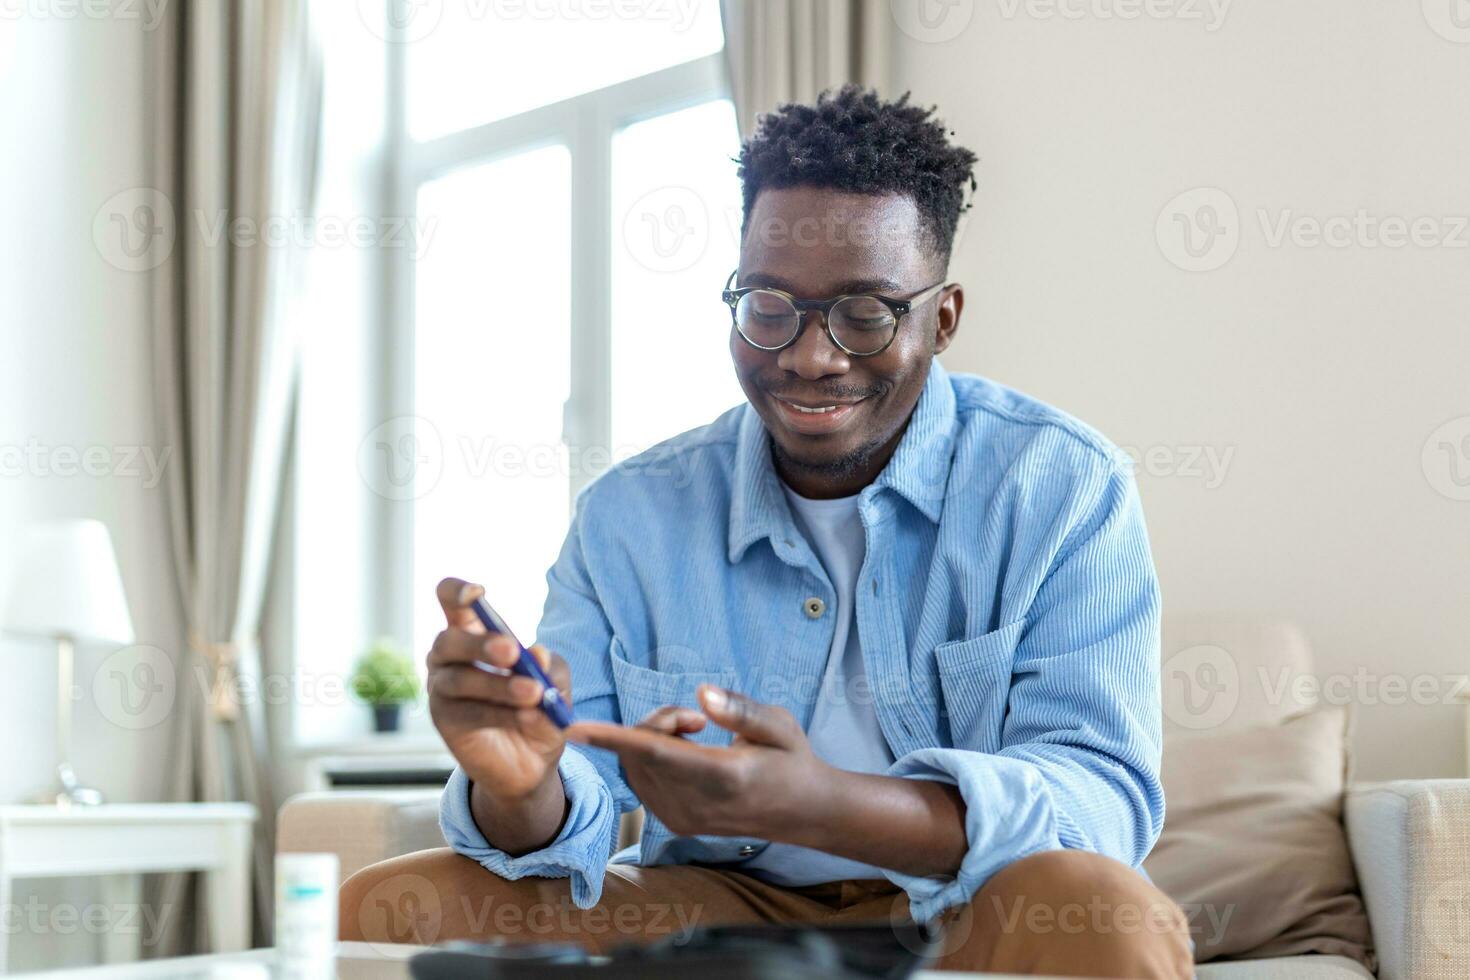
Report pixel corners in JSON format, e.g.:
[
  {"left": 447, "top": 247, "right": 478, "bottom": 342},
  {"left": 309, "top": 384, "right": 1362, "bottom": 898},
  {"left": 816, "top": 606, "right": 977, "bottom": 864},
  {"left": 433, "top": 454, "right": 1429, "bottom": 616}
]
[
  {"left": 933, "top": 619, "right": 1024, "bottom": 751},
  {"left": 608, "top": 636, "right": 738, "bottom": 748}
]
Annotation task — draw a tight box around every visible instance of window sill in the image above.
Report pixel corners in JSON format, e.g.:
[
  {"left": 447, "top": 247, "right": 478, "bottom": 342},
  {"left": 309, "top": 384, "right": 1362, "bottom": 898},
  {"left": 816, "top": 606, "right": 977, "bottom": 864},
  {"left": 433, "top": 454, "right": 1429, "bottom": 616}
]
[
  {"left": 291, "top": 732, "right": 448, "bottom": 759},
  {"left": 291, "top": 735, "right": 455, "bottom": 791}
]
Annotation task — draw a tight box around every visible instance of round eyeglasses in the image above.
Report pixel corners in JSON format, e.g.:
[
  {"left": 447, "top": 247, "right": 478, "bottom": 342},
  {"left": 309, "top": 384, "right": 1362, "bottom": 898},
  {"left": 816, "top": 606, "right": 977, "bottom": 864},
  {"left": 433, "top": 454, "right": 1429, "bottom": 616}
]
[{"left": 721, "top": 270, "right": 947, "bottom": 357}]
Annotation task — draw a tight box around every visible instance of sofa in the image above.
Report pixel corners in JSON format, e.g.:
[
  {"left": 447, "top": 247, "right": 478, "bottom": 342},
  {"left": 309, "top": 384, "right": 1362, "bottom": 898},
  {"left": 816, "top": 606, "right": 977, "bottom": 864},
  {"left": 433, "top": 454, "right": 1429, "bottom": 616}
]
[{"left": 279, "top": 616, "right": 1470, "bottom": 978}]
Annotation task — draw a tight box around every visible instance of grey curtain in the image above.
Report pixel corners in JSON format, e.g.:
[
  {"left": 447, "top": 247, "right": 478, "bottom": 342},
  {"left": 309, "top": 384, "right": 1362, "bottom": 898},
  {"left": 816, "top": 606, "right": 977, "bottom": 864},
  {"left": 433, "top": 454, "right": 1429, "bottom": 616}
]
[
  {"left": 719, "top": 0, "right": 892, "bottom": 136},
  {"left": 144, "top": 0, "right": 322, "bottom": 956}
]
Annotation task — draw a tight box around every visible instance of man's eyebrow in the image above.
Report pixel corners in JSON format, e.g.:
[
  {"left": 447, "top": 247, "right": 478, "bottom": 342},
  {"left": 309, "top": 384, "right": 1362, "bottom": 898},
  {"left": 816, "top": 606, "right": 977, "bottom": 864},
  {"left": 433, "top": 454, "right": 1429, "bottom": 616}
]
[{"left": 740, "top": 272, "right": 907, "bottom": 295}]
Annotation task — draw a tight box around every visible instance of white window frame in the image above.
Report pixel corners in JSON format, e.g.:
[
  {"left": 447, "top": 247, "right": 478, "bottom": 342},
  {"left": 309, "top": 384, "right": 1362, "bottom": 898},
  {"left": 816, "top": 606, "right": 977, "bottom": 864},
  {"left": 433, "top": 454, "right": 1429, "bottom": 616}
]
[
  {"left": 281, "top": 9, "right": 732, "bottom": 755},
  {"left": 374, "top": 22, "right": 731, "bottom": 651}
]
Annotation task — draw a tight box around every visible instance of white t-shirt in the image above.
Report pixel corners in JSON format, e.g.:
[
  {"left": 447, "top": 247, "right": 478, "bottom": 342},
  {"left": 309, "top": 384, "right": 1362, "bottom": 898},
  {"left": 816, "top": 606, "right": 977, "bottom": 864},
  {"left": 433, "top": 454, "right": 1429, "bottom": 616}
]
[{"left": 737, "top": 484, "right": 897, "bottom": 885}]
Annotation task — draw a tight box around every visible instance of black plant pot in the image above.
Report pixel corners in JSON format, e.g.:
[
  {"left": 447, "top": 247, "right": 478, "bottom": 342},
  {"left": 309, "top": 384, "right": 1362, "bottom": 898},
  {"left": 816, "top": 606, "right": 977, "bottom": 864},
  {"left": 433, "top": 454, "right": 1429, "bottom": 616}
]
[{"left": 372, "top": 703, "right": 403, "bottom": 733}]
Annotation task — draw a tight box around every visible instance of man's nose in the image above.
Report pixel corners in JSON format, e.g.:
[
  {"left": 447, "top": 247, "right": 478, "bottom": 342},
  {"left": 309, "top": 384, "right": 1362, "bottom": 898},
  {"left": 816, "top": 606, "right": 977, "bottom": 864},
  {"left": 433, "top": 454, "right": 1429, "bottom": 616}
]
[{"left": 776, "top": 310, "right": 850, "bottom": 380}]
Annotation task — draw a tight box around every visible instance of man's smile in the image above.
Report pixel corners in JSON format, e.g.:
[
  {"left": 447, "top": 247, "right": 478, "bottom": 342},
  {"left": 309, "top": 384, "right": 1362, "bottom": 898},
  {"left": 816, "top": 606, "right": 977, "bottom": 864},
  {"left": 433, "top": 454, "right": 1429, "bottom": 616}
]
[{"left": 768, "top": 392, "right": 869, "bottom": 435}]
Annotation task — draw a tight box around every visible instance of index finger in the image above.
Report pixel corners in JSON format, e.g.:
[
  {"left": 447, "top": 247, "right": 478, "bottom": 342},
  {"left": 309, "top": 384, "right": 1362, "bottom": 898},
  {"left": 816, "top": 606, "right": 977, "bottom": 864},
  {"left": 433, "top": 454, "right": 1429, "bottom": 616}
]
[
  {"left": 436, "top": 577, "right": 485, "bottom": 632},
  {"left": 567, "top": 721, "right": 724, "bottom": 764}
]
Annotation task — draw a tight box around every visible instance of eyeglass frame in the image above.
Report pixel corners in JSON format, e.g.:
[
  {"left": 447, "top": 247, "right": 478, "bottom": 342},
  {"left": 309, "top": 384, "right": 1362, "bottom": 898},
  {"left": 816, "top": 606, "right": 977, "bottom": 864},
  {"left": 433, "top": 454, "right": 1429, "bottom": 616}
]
[{"left": 721, "top": 269, "right": 948, "bottom": 357}]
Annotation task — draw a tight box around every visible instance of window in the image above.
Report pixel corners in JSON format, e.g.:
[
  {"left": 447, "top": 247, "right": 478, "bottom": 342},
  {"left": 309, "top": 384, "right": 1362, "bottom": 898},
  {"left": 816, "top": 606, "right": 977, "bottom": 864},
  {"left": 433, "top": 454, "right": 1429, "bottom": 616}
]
[
  {"left": 405, "top": 1, "right": 725, "bottom": 141},
  {"left": 611, "top": 99, "right": 744, "bottom": 451},
  {"left": 292, "top": 0, "right": 744, "bottom": 743},
  {"left": 411, "top": 146, "right": 573, "bottom": 652}
]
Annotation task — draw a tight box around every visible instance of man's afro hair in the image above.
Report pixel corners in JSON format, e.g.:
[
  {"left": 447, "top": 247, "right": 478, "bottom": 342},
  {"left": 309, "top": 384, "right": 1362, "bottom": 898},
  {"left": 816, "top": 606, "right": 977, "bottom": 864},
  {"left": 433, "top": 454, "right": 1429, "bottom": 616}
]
[{"left": 736, "top": 85, "right": 978, "bottom": 263}]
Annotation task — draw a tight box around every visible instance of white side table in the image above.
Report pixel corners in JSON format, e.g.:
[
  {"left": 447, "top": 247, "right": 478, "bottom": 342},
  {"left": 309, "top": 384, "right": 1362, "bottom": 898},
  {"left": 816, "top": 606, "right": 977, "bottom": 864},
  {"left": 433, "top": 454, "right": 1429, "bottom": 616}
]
[{"left": 0, "top": 803, "right": 256, "bottom": 970}]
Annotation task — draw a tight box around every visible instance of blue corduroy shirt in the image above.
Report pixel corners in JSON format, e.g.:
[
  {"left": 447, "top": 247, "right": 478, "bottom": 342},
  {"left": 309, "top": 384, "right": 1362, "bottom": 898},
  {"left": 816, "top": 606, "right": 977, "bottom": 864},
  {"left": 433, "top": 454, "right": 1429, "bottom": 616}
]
[{"left": 442, "top": 358, "right": 1165, "bottom": 923}]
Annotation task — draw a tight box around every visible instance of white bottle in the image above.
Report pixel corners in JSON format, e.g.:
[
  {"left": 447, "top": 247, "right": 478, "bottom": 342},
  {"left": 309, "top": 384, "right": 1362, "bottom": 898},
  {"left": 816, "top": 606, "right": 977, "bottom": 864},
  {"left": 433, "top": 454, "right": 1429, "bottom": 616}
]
[{"left": 275, "top": 852, "right": 339, "bottom": 971}]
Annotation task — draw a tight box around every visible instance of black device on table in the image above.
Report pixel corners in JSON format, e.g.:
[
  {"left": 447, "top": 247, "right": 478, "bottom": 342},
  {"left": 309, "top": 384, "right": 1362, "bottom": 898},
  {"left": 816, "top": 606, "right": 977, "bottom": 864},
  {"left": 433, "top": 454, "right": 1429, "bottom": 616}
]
[{"left": 408, "top": 921, "right": 939, "bottom": 979}]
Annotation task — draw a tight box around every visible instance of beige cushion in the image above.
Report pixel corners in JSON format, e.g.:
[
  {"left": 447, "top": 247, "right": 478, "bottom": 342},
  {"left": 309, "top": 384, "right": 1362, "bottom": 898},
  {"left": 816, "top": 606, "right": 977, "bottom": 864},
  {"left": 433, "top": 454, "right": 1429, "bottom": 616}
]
[
  {"left": 278, "top": 790, "right": 444, "bottom": 880},
  {"left": 1195, "top": 954, "right": 1374, "bottom": 979},
  {"left": 1144, "top": 705, "right": 1374, "bottom": 969}
]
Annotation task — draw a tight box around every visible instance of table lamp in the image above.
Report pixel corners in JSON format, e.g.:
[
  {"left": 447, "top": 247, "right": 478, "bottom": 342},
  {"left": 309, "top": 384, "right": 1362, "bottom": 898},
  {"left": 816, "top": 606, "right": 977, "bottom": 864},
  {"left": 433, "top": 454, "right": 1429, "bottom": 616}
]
[{"left": 2, "top": 519, "right": 136, "bottom": 806}]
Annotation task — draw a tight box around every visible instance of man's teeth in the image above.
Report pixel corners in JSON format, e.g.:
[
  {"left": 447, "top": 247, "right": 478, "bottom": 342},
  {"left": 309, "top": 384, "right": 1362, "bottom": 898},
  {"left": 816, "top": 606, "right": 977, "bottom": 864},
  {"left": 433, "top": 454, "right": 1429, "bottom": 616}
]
[{"left": 788, "top": 403, "right": 839, "bottom": 414}]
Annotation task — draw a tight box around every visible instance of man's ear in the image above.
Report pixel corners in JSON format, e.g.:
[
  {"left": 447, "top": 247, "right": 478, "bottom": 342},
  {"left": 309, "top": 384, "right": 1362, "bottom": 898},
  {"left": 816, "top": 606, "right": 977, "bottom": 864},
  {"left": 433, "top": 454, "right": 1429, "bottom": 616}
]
[{"left": 933, "top": 284, "right": 963, "bottom": 354}]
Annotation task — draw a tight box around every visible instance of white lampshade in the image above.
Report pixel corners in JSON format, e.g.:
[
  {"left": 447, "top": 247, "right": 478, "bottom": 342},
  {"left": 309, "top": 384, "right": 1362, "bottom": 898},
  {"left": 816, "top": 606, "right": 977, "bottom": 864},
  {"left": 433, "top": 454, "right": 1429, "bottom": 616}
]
[{"left": 3, "top": 519, "right": 135, "bottom": 645}]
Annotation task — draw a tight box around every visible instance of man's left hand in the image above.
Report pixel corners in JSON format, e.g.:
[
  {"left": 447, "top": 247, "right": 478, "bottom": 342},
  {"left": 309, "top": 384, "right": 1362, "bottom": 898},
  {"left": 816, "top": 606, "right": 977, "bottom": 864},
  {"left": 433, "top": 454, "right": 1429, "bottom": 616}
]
[{"left": 567, "top": 685, "right": 830, "bottom": 841}]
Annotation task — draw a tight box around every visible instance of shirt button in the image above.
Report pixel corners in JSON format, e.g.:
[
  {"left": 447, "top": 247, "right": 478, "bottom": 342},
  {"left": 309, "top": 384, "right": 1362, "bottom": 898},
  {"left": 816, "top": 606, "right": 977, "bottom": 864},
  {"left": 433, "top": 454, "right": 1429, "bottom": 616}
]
[
  {"left": 738, "top": 844, "right": 756, "bottom": 857},
  {"left": 803, "top": 597, "right": 826, "bottom": 619}
]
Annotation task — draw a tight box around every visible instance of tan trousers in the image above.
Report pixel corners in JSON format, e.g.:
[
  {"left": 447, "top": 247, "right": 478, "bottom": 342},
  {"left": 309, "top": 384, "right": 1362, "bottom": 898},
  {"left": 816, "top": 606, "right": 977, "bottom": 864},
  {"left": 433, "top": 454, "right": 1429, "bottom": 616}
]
[{"left": 340, "top": 848, "right": 1193, "bottom": 977}]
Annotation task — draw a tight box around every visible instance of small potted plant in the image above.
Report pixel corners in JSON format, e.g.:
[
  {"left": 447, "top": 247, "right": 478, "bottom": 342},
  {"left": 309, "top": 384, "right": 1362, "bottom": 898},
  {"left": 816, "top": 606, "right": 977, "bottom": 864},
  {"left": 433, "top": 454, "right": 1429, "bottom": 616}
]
[{"left": 350, "top": 639, "right": 421, "bottom": 733}]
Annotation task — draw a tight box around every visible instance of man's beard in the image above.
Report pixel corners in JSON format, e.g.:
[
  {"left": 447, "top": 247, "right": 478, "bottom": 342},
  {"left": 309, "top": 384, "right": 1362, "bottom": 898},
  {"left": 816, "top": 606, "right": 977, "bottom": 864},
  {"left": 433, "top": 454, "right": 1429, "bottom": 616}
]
[{"left": 769, "top": 434, "right": 881, "bottom": 484}]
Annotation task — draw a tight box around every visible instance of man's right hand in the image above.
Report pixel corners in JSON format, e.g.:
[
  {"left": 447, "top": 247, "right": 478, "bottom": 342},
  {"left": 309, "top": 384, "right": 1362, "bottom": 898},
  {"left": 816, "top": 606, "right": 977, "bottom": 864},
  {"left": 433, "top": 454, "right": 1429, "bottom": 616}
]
[{"left": 428, "top": 578, "right": 574, "bottom": 804}]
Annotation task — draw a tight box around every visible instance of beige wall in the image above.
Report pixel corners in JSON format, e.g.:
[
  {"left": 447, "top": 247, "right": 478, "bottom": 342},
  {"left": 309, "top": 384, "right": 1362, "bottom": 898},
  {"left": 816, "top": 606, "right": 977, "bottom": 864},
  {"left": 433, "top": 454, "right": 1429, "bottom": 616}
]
[{"left": 895, "top": 0, "right": 1470, "bottom": 780}]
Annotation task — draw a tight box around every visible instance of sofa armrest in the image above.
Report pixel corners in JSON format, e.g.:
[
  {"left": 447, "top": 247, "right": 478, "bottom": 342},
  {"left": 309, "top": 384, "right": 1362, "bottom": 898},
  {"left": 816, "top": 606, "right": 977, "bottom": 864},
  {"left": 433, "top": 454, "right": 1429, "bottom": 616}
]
[
  {"left": 1345, "top": 779, "right": 1470, "bottom": 980},
  {"left": 278, "top": 789, "right": 445, "bottom": 881}
]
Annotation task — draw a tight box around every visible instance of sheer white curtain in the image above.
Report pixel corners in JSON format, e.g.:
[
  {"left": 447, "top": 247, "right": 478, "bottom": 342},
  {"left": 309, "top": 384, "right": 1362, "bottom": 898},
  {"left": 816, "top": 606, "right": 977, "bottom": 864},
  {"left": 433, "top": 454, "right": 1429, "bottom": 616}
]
[
  {"left": 719, "top": 0, "right": 892, "bottom": 136},
  {"left": 144, "top": 0, "right": 322, "bottom": 956}
]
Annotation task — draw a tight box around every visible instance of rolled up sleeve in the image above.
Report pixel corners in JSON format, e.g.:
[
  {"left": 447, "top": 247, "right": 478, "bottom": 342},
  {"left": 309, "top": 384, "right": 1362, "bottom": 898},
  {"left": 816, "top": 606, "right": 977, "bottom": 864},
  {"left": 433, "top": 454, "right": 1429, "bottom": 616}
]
[
  {"left": 885, "top": 462, "right": 1165, "bottom": 923},
  {"left": 439, "top": 747, "right": 620, "bottom": 908}
]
